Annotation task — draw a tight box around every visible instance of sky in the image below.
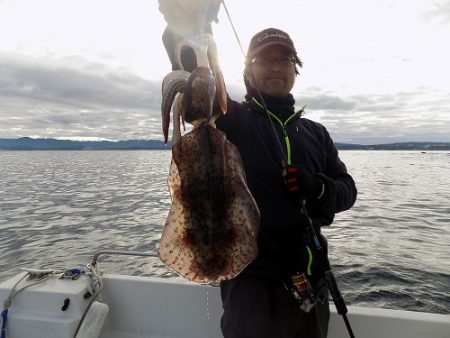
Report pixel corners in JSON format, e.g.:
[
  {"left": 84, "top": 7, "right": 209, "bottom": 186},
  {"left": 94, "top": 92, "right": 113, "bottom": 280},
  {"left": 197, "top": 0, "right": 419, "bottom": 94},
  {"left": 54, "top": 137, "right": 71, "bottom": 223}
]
[{"left": 0, "top": 0, "right": 449, "bottom": 144}]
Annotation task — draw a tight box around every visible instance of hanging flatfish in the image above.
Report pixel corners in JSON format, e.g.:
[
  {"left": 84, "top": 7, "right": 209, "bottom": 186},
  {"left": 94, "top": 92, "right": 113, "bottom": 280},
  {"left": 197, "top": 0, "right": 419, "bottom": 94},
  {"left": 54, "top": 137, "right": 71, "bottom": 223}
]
[{"left": 158, "top": 65, "right": 260, "bottom": 283}]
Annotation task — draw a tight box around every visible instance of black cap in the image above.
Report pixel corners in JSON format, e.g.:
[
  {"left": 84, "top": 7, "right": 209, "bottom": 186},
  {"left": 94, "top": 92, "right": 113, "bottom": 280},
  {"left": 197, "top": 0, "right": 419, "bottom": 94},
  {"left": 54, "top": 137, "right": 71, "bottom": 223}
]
[
  {"left": 246, "top": 28, "right": 302, "bottom": 68},
  {"left": 247, "top": 28, "right": 297, "bottom": 59}
]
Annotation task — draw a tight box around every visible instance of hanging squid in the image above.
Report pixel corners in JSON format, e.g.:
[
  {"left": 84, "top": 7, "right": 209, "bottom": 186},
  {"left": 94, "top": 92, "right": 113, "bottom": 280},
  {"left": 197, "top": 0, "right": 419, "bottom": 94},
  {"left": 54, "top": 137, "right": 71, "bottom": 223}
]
[{"left": 157, "top": 1, "right": 260, "bottom": 283}]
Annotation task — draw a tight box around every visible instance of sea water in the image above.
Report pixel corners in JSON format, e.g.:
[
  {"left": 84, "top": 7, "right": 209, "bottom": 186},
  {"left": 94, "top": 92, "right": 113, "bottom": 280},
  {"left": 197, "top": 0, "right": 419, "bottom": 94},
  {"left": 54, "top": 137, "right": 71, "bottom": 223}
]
[{"left": 0, "top": 150, "right": 449, "bottom": 314}]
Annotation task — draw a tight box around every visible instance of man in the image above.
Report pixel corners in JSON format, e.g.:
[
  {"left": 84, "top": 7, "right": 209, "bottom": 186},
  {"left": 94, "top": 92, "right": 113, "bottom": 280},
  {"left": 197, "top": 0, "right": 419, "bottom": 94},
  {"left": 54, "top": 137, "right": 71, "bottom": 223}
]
[
  {"left": 215, "top": 28, "right": 357, "bottom": 338},
  {"left": 163, "top": 26, "right": 357, "bottom": 337}
]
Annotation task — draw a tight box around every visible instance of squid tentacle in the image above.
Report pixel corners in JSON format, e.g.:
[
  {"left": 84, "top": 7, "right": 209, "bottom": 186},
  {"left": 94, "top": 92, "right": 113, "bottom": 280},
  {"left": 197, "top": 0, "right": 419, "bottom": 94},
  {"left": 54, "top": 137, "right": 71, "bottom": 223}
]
[{"left": 161, "top": 70, "right": 191, "bottom": 143}]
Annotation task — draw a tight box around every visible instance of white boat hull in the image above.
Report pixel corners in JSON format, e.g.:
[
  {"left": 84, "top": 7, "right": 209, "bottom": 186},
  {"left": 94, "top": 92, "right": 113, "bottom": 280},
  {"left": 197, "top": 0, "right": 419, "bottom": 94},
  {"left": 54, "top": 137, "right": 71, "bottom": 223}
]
[{"left": 1, "top": 272, "right": 449, "bottom": 338}]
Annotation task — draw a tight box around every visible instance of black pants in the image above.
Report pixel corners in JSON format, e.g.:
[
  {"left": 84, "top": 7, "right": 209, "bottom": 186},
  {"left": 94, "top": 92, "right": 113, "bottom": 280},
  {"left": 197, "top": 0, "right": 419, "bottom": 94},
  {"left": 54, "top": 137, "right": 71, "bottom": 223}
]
[{"left": 220, "top": 275, "right": 329, "bottom": 338}]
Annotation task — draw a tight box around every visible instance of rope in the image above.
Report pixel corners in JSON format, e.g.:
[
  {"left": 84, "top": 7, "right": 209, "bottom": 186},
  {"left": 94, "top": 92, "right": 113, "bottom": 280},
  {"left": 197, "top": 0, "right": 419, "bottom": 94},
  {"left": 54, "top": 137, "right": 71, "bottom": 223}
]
[
  {"left": 2, "top": 270, "right": 57, "bottom": 308},
  {"left": 1, "top": 270, "right": 60, "bottom": 338},
  {"left": 0, "top": 309, "right": 7, "bottom": 338},
  {"left": 0, "top": 265, "right": 104, "bottom": 338},
  {"left": 72, "top": 263, "right": 104, "bottom": 338}
]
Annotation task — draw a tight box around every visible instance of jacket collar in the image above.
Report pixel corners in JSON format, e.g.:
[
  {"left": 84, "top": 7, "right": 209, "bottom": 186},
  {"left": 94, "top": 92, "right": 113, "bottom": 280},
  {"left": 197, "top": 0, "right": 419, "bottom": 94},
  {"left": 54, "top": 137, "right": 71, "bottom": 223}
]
[{"left": 249, "top": 97, "right": 304, "bottom": 124}]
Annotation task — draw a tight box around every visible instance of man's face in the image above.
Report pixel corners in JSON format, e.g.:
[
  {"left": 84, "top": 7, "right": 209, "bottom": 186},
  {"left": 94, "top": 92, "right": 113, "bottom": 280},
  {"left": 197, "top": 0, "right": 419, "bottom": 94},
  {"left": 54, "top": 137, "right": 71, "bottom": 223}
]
[{"left": 248, "top": 46, "right": 296, "bottom": 97}]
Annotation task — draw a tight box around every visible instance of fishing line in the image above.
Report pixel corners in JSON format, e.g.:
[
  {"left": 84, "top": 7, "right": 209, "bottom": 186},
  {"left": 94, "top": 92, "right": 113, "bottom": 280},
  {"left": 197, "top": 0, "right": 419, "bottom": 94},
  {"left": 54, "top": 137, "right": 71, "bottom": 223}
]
[
  {"left": 221, "top": 1, "right": 288, "bottom": 167},
  {"left": 221, "top": 0, "right": 323, "bottom": 251},
  {"left": 221, "top": 1, "right": 246, "bottom": 58}
]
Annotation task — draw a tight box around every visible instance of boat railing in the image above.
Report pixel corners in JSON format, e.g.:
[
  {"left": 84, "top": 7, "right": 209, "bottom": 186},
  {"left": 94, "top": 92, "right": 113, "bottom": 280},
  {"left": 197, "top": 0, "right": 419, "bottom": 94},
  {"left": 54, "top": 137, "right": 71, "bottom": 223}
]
[{"left": 91, "top": 249, "right": 159, "bottom": 267}]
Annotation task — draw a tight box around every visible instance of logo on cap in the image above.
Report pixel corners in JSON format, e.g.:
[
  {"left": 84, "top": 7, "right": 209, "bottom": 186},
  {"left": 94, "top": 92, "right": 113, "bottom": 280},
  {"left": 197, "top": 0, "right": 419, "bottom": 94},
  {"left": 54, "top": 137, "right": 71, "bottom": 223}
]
[{"left": 257, "top": 31, "right": 289, "bottom": 42}]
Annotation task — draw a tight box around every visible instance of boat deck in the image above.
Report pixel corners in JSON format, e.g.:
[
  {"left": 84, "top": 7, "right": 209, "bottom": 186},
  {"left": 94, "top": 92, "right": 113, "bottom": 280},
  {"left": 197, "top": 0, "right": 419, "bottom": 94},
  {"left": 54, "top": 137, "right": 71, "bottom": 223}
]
[
  {"left": 99, "top": 275, "right": 450, "bottom": 338},
  {"left": 1, "top": 272, "right": 449, "bottom": 338}
]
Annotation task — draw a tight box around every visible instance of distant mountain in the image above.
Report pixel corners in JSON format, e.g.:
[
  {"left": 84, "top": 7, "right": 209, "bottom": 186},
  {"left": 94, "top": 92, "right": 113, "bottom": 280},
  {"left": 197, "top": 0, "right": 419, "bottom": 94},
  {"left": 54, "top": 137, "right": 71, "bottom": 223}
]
[
  {"left": 335, "top": 142, "right": 450, "bottom": 150},
  {"left": 0, "top": 138, "right": 449, "bottom": 151},
  {"left": 0, "top": 137, "right": 170, "bottom": 150}
]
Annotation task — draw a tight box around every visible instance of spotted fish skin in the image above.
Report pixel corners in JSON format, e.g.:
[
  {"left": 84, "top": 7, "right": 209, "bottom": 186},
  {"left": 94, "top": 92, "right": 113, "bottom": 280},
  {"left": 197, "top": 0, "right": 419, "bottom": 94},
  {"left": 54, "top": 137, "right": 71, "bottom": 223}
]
[
  {"left": 158, "top": 22, "right": 259, "bottom": 283},
  {"left": 158, "top": 64, "right": 260, "bottom": 284},
  {"left": 159, "top": 123, "right": 260, "bottom": 283},
  {"left": 181, "top": 67, "right": 216, "bottom": 124}
]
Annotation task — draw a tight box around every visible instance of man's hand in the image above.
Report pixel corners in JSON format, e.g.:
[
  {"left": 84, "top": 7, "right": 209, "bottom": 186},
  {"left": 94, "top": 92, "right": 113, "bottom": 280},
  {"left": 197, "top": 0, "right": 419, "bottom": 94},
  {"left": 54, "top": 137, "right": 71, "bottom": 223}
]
[{"left": 282, "top": 165, "right": 325, "bottom": 200}]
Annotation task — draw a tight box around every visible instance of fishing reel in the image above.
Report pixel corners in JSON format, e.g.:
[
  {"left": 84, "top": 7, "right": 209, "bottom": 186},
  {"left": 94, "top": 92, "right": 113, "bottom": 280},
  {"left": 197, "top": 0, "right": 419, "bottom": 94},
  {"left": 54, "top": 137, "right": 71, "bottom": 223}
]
[{"left": 289, "top": 272, "right": 317, "bottom": 313}]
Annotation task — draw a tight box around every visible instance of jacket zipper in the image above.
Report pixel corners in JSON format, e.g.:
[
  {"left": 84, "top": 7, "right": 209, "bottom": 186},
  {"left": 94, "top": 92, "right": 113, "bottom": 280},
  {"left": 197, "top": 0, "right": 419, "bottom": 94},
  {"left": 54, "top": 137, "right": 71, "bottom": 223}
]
[
  {"left": 252, "top": 98, "right": 314, "bottom": 276},
  {"left": 252, "top": 98, "right": 299, "bottom": 165}
]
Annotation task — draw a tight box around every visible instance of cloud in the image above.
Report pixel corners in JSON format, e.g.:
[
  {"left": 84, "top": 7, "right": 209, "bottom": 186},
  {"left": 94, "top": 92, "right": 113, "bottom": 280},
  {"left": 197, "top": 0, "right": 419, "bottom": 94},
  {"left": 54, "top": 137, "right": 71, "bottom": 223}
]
[
  {"left": 422, "top": 1, "right": 450, "bottom": 24},
  {"left": 296, "top": 87, "right": 450, "bottom": 144},
  {"left": 1, "top": 52, "right": 449, "bottom": 144},
  {"left": 0, "top": 54, "right": 159, "bottom": 109},
  {"left": 0, "top": 53, "right": 164, "bottom": 140}
]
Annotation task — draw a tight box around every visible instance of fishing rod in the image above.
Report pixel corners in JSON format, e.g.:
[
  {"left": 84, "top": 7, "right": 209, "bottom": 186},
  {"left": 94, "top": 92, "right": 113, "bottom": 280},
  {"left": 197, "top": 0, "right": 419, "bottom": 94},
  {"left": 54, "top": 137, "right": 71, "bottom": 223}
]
[
  {"left": 249, "top": 74, "right": 356, "bottom": 338},
  {"left": 326, "top": 271, "right": 355, "bottom": 338},
  {"left": 221, "top": 2, "right": 355, "bottom": 337}
]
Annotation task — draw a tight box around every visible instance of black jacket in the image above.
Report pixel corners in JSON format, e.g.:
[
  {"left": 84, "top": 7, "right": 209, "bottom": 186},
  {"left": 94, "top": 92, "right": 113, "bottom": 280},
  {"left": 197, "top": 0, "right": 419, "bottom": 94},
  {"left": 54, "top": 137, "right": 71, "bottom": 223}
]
[{"left": 216, "top": 95, "right": 357, "bottom": 278}]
